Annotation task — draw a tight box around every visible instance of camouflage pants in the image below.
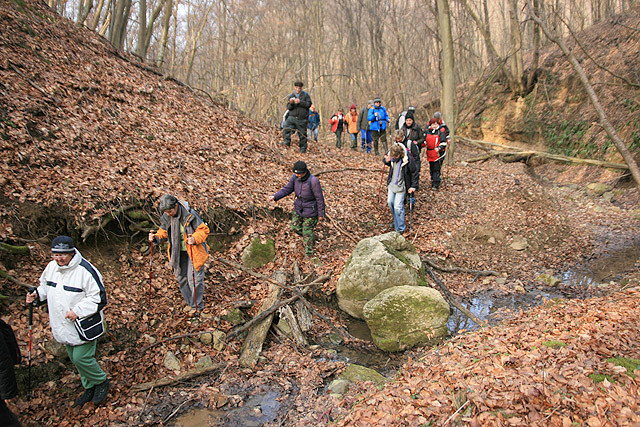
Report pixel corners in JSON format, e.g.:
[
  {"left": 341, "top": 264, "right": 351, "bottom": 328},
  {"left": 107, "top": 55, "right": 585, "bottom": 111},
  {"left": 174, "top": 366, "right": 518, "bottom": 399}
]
[{"left": 291, "top": 212, "right": 318, "bottom": 256}]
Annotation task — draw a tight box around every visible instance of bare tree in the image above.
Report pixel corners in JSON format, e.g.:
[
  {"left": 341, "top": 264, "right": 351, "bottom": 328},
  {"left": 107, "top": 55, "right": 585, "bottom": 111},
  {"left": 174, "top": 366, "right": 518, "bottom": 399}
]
[{"left": 436, "top": 0, "right": 456, "bottom": 164}]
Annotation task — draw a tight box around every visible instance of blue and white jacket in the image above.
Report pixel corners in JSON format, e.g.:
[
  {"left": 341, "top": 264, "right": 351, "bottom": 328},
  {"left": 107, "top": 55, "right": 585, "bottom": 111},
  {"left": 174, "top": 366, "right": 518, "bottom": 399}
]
[{"left": 36, "top": 249, "right": 107, "bottom": 346}]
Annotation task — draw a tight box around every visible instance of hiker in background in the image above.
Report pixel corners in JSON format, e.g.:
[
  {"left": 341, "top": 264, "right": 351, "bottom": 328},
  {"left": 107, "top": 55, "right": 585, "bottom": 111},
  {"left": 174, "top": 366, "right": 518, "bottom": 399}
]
[
  {"left": 433, "top": 111, "right": 450, "bottom": 166},
  {"left": 280, "top": 110, "right": 289, "bottom": 130},
  {"left": 149, "top": 195, "right": 210, "bottom": 312},
  {"left": 0, "top": 316, "right": 20, "bottom": 426},
  {"left": 269, "top": 161, "right": 326, "bottom": 257},
  {"left": 368, "top": 97, "right": 389, "bottom": 155},
  {"left": 308, "top": 105, "right": 320, "bottom": 143},
  {"left": 384, "top": 144, "right": 419, "bottom": 234},
  {"left": 400, "top": 111, "right": 423, "bottom": 172},
  {"left": 329, "top": 108, "right": 346, "bottom": 148},
  {"left": 26, "top": 236, "right": 110, "bottom": 408},
  {"left": 395, "top": 106, "right": 416, "bottom": 130},
  {"left": 424, "top": 118, "right": 446, "bottom": 190},
  {"left": 282, "top": 81, "right": 313, "bottom": 153},
  {"left": 357, "top": 100, "right": 373, "bottom": 153},
  {"left": 345, "top": 104, "right": 359, "bottom": 151}
]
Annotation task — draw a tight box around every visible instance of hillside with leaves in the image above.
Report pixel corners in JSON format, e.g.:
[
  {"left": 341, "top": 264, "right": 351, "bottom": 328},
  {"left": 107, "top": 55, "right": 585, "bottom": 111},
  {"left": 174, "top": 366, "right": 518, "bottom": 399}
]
[{"left": 0, "top": 0, "right": 639, "bottom": 426}]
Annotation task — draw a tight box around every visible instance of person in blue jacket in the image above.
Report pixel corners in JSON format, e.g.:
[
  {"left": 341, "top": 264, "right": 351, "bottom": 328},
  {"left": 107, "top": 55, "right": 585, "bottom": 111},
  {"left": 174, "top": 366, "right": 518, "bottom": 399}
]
[
  {"left": 367, "top": 97, "right": 389, "bottom": 155},
  {"left": 307, "top": 105, "right": 320, "bottom": 143}
]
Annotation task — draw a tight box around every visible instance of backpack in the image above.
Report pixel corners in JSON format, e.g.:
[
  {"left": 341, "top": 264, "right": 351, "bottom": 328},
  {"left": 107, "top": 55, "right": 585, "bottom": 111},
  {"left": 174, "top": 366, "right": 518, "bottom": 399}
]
[
  {"left": 0, "top": 319, "right": 21, "bottom": 365},
  {"left": 425, "top": 133, "right": 439, "bottom": 150}
]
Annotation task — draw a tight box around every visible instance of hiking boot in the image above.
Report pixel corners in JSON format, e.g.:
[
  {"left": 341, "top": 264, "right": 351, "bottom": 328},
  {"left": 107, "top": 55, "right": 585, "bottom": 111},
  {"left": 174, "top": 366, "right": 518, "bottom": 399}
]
[
  {"left": 73, "top": 387, "right": 95, "bottom": 407},
  {"left": 92, "top": 379, "right": 110, "bottom": 405}
]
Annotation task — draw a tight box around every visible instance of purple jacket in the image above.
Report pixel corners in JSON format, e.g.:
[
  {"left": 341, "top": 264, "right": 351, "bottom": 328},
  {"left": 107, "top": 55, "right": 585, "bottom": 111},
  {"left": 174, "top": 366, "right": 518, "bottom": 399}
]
[{"left": 274, "top": 174, "right": 326, "bottom": 218}]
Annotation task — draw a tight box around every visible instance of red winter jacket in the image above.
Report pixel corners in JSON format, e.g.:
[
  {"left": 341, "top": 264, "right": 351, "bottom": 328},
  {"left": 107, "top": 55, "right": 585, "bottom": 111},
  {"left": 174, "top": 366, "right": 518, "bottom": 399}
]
[{"left": 425, "top": 133, "right": 441, "bottom": 162}]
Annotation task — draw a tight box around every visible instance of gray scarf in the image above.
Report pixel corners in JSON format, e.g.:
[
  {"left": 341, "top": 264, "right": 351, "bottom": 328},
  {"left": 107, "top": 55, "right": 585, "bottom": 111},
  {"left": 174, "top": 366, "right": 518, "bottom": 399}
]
[{"left": 169, "top": 205, "right": 188, "bottom": 276}]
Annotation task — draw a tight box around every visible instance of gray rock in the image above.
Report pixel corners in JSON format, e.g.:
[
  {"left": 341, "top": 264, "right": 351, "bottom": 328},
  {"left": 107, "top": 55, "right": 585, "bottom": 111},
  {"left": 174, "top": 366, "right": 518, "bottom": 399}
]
[
  {"left": 336, "top": 232, "right": 427, "bottom": 319},
  {"left": 200, "top": 332, "right": 213, "bottom": 345},
  {"left": 337, "top": 364, "right": 386, "bottom": 385},
  {"left": 363, "top": 285, "right": 450, "bottom": 352},
  {"left": 241, "top": 237, "right": 276, "bottom": 269},
  {"left": 163, "top": 351, "right": 181, "bottom": 372},
  {"left": 602, "top": 191, "right": 615, "bottom": 202},
  {"left": 510, "top": 235, "right": 528, "bottom": 251},
  {"left": 43, "top": 339, "right": 68, "bottom": 360},
  {"left": 495, "top": 277, "right": 507, "bottom": 285},
  {"left": 586, "top": 183, "right": 612, "bottom": 196},
  {"left": 327, "top": 379, "right": 350, "bottom": 395},
  {"left": 195, "top": 355, "right": 213, "bottom": 369},
  {"left": 213, "top": 330, "right": 226, "bottom": 351},
  {"left": 537, "top": 273, "right": 561, "bottom": 286},
  {"left": 222, "top": 308, "right": 244, "bottom": 325}
]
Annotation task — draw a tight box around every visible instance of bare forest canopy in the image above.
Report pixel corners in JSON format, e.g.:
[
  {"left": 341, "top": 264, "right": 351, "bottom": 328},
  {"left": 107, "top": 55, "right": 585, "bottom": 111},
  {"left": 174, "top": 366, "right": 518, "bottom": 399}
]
[{"left": 36, "top": 0, "right": 638, "bottom": 125}]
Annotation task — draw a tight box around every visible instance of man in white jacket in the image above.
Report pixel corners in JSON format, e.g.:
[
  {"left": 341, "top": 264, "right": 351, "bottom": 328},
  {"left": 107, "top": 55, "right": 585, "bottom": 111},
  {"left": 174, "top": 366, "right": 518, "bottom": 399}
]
[{"left": 26, "top": 236, "right": 109, "bottom": 407}]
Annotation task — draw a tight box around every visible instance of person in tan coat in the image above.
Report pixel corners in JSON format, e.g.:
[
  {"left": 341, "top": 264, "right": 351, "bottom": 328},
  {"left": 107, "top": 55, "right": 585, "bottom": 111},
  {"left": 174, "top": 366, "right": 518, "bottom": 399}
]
[{"left": 345, "top": 104, "right": 359, "bottom": 150}]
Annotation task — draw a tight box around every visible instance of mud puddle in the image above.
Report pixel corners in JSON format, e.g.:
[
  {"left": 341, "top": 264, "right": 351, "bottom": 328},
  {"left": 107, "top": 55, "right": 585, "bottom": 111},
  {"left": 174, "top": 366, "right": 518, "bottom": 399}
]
[{"left": 173, "top": 390, "right": 280, "bottom": 427}]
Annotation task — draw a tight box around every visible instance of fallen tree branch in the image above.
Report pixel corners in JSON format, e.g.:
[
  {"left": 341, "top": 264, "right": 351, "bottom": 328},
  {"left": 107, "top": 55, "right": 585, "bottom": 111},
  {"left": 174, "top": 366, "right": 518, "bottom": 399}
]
[
  {"left": 315, "top": 167, "right": 379, "bottom": 176},
  {"left": 131, "top": 363, "right": 225, "bottom": 391},
  {"left": 9, "top": 61, "right": 61, "bottom": 104},
  {"left": 0, "top": 269, "right": 33, "bottom": 289},
  {"left": 325, "top": 215, "right": 359, "bottom": 244},
  {"left": 0, "top": 242, "right": 31, "bottom": 254},
  {"left": 423, "top": 257, "right": 499, "bottom": 277},
  {"left": 81, "top": 204, "right": 138, "bottom": 241},
  {"left": 417, "top": 260, "right": 488, "bottom": 328},
  {"left": 459, "top": 138, "right": 629, "bottom": 170}
]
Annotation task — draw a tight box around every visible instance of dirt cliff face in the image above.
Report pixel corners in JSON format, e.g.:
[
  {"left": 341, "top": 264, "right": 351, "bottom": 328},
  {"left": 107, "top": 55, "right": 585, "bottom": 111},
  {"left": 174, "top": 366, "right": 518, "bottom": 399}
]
[{"left": 459, "top": 9, "right": 640, "bottom": 165}]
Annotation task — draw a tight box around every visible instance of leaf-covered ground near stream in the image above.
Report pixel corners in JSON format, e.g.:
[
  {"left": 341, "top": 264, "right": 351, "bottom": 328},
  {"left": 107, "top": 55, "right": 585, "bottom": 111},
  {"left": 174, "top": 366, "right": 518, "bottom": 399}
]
[{"left": 1, "top": 0, "right": 639, "bottom": 425}]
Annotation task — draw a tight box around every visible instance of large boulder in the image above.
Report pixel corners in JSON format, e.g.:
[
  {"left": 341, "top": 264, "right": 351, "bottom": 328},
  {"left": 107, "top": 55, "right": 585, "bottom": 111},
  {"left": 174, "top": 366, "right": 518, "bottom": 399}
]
[
  {"left": 336, "top": 232, "right": 427, "bottom": 319},
  {"left": 363, "top": 285, "right": 450, "bottom": 352}
]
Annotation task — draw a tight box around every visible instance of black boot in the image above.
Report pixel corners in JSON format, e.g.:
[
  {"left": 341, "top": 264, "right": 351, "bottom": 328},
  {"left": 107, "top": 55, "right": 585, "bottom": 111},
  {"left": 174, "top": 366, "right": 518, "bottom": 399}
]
[
  {"left": 73, "top": 387, "right": 95, "bottom": 407},
  {"left": 92, "top": 379, "right": 110, "bottom": 405}
]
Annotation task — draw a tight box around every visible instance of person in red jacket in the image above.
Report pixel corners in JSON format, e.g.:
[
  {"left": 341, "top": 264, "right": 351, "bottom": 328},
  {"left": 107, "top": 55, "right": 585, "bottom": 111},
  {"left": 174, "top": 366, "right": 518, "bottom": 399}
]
[
  {"left": 329, "top": 109, "right": 346, "bottom": 148},
  {"left": 424, "top": 118, "right": 446, "bottom": 190}
]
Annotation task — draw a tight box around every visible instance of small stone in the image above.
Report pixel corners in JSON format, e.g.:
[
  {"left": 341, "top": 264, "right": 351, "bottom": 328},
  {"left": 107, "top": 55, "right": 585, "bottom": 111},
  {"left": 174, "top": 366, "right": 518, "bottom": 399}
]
[
  {"left": 222, "top": 309, "right": 244, "bottom": 325},
  {"left": 487, "top": 237, "right": 496, "bottom": 244},
  {"left": 325, "top": 349, "right": 338, "bottom": 358},
  {"left": 602, "top": 191, "right": 615, "bottom": 202},
  {"left": 213, "top": 330, "right": 226, "bottom": 351},
  {"left": 195, "top": 355, "right": 213, "bottom": 369},
  {"left": 163, "top": 351, "right": 181, "bottom": 372},
  {"left": 495, "top": 278, "right": 507, "bottom": 285},
  {"left": 144, "top": 334, "right": 156, "bottom": 344},
  {"left": 43, "top": 339, "right": 68, "bottom": 360},
  {"left": 200, "top": 333, "right": 213, "bottom": 345},
  {"left": 482, "top": 278, "right": 491, "bottom": 285},
  {"left": 537, "top": 273, "right": 561, "bottom": 286},
  {"left": 510, "top": 236, "right": 528, "bottom": 251},
  {"left": 586, "top": 183, "right": 611, "bottom": 196},
  {"left": 514, "top": 285, "right": 525, "bottom": 293},
  {"left": 327, "top": 379, "right": 350, "bottom": 395},
  {"left": 327, "top": 333, "right": 343, "bottom": 345}
]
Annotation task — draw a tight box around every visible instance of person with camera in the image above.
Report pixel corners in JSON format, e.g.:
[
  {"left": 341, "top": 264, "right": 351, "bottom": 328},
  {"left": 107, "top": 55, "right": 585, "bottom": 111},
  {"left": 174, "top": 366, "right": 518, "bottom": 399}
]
[{"left": 282, "top": 81, "right": 313, "bottom": 153}]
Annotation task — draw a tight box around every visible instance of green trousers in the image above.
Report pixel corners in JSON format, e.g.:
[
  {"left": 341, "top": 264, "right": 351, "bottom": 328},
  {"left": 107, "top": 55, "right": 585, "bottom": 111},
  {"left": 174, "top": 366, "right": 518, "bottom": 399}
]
[
  {"left": 66, "top": 340, "right": 107, "bottom": 389},
  {"left": 291, "top": 213, "right": 318, "bottom": 256}
]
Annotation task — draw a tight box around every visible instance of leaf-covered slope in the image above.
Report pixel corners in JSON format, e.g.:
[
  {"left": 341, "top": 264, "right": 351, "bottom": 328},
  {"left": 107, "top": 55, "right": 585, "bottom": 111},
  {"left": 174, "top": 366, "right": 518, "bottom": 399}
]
[{"left": 0, "top": 0, "right": 293, "bottom": 227}]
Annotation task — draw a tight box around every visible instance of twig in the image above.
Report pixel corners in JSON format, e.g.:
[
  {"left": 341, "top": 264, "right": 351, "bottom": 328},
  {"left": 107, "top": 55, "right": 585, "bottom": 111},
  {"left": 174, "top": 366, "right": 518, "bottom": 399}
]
[
  {"left": 315, "top": 167, "right": 379, "bottom": 176},
  {"left": 137, "top": 385, "right": 154, "bottom": 424},
  {"left": 0, "top": 269, "right": 33, "bottom": 289},
  {"left": 8, "top": 61, "right": 61, "bottom": 104},
  {"left": 422, "top": 257, "right": 499, "bottom": 277},
  {"left": 162, "top": 398, "right": 192, "bottom": 423},
  {"left": 444, "top": 400, "right": 470, "bottom": 425},
  {"left": 324, "top": 215, "right": 359, "bottom": 244},
  {"left": 133, "top": 363, "right": 225, "bottom": 391}
]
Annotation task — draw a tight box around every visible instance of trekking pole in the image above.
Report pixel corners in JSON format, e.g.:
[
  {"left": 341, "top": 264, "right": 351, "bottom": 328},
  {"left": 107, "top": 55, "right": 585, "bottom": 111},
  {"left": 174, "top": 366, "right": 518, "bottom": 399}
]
[
  {"left": 27, "top": 298, "right": 33, "bottom": 399},
  {"left": 188, "top": 241, "right": 198, "bottom": 315},
  {"left": 148, "top": 240, "right": 153, "bottom": 307}
]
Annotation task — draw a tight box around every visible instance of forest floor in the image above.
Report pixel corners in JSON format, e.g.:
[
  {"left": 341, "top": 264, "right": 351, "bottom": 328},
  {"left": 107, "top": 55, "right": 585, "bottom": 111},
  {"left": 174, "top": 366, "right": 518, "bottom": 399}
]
[{"left": 3, "top": 137, "right": 639, "bottom": 427}]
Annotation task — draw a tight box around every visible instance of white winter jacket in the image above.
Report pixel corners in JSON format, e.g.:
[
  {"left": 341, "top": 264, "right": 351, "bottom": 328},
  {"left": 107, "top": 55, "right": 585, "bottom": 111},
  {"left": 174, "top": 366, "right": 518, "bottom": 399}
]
[{"left": 36, "top": 249, "right": 107, "bottom": 346}]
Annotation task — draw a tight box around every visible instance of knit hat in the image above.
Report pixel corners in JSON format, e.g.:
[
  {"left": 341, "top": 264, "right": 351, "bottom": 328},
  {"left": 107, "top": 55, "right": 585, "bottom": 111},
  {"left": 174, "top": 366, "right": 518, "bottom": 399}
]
[
  {"left": 51, "top": 236, "right": 75, "bottom": 253},
  {"left": 373, "top": 97, "right": 381, "bottom": 103},
  {"left": 405, "top": 111, "right": 415, "bottom": 121},
  {"left": 294, "top": 81, "right": 304, "bottom": 87},
  {"left": 158, "top": 194, "right": 178, "bottom": 212},
  {"left": 350, "top": 104, "right": 356, "bottom": 110},
  {"left": 408, "top": 106, "right": 416, "bottom": 112},
  {"left": 367, "top": 100, "right": 374, "bottom": 105},
  {"left": 292, "top": 161, "right": 308, "bottom": 174},
  {"left": 434, "top": 111, "right": 442, "bottom": 119}
]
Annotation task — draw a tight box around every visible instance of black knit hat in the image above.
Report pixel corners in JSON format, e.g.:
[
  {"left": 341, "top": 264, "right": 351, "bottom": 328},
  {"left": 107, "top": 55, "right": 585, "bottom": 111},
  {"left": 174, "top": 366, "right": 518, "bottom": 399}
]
[
  {"left": 51, "top": 236, "right": 75, "bottom": 253},
  {"left": 292, "top": 161, "right": 308, "bottom": 174},
  {"left": 405, "top": 111, "right": 415, "bottom": 120}
]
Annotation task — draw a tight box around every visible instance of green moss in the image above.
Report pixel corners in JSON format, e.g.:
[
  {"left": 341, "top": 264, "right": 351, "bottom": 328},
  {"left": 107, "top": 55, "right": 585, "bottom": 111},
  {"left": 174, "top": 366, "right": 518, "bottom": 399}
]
[
  {"left": 589, "top": 373, "right": 616, "bottom": 383},
  {"left": 542, "top": 340, "right": 566, "bottom": 349},
  {"left": 607, "top": 357, "right": 640, "bottom": 378},
  {"left": 241, "top": 237, "right": 275, "bottom": 269},
  {"left": 337, "top": 364, "right": 387, "bottom": 385}
]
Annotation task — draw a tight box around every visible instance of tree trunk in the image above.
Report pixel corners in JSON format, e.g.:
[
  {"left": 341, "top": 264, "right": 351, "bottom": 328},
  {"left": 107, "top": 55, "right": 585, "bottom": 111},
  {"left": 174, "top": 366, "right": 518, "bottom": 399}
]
[
  {"left": 528, "top": 6, "right": 640, "bottom": 190},
  {"left": 437, "top": 0, "right": 456, "bottom": 165},
  {"left": 508, "top": 0, "right": 525, "bottom": 95},
  {"left": 156, "top": 0, "right": 174, "bottom": 68}
]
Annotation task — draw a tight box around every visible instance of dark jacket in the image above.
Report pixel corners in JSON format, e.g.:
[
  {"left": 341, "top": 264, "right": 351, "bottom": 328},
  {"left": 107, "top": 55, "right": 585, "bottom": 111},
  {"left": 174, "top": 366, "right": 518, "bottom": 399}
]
[
  {"left": 384, "top": 150, "right": 419, "bottom": 192},
  {"left": 0, "top": 319, "right": 19, "bottom": 400},
  {"left": 274, "top": 173, "right": 326, "bottom": 218},
  {"left": 357, "top": 107, "right": 370, "bottom": 131},
  {"left": 402, "top": 123, "right": 423, "bottom": 167},
  {"left": 287, "top": 91, "right": 313, "bottom": 120}
]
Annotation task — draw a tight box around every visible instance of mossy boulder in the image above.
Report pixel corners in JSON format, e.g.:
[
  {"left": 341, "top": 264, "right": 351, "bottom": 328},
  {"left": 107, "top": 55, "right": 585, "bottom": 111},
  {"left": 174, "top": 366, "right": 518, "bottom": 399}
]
[
  {"left": 363, "top": 285, "right": 450, "bottom": 352},
  {"left": 241, "top": 237, "right": 275, "bottom": 268},
  {"left": 336, "top": 232, "right": 427, "bottom": 319},
  {"left": 337, "top": 364, "right": 387, "bottom": 386}
]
